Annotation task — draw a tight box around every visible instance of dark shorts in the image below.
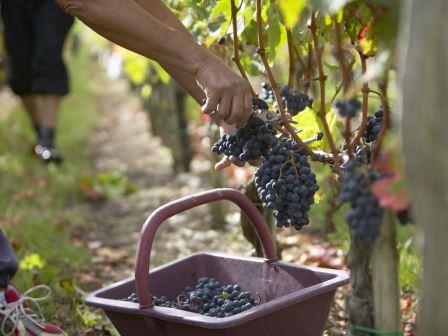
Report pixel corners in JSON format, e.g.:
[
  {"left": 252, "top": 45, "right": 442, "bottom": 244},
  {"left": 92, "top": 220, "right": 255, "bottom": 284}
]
[{"left": 1, "top": 0, "right": 74, "bottom": 96}]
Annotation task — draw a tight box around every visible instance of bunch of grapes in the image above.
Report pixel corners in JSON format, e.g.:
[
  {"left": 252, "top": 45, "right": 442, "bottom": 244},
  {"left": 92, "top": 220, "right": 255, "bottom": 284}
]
[
  {"left": 280, "top": 86, "right": 313, "bottom": 116},
  {"left": 211, "top": 115, "right": 277, "bottom": 162},
  {"left": 122, "top": 277, "right": 258, "bottom": 318},
  {"left": 335, "top": 98, "right": 362, "bottom": 118},
  {"left": 339, "top": 159, "right": 383, "bottom": 243},
  {"left": 260, "top": 82, "right": 275, "bottom": 104},
  {"left": 364, "top": 108, "right": 384, "bottom": 143},
  {"left": 255, "top": 139, "right": 319, "bottom": 230}
]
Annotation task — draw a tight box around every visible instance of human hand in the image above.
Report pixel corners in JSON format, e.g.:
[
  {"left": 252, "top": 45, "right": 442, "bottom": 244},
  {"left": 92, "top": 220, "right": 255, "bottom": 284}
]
[{"left": 195, "top": 55, "right": 252, "bottom": 126}]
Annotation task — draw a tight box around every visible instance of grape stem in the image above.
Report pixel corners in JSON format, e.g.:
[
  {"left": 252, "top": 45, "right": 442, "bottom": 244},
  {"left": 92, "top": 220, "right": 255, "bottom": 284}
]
[
  {"left": 309, "top": 13, "right": 341, "bottom": 171},
  {"left": 334, "top": 18, "right": 353, "bottom": 157},
  {"left": 255, "top": 1, "right": 310, "bottom": 155},
  {"left": 230, "top": 0, "right": 257, "bottom": 97},
  {"left": 372, "top": 75, "right": 390, "bottom": 161},
  {"left": 348, "top": 51, "right": 369, "bottom": 152},
  {"left": 286, "top": 29, "right": 296, "bottom": 90}
]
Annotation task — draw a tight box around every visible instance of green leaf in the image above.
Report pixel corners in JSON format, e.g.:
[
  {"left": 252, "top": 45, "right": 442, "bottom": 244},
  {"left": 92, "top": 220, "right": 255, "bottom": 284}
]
[
  {"left": 266, "top": 18, "right": 287, "bottom": 62},
  {"left": 278, "top": 0, "right": 306, "bottom": 28},
  {"left": 240, "top": 54, "right": 261, "bottom": 76},
  {"left": 210, "top": 0, "right": 231, "bottom": 20},
  {"left": 293, "top": 106, "right": 338, "bottom": 152}
]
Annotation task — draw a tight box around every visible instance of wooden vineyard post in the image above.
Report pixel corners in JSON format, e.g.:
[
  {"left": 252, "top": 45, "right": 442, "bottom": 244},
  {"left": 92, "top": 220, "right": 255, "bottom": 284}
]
[
  {"left": 372, "top": 211, "right": 401, "bottom": 332},
  {"left": 399, "top": 0, "right": 448, "bottom": 334},
  {"left": 346, "top": 236, "right": 374, "bottom": 336}
]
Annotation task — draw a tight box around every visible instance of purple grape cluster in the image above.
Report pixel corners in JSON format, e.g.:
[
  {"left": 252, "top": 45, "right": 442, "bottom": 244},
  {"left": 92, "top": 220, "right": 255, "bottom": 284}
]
[
  {"left": 335, "top": 98, "right": 362, "bottom": 118},
  {"left": 339, "top": 159, "right": 383, "bottom": 243},
  {"left": 364, "top": 108, "right": 384, "bottom": 143},
  {"left": 122, "top": 277, "right": 258, "bottom": 318},
  {"left": 255, "top": 139, "right": 319, "bottom": 230},
  {"left": 260, "top": 82, "right": 275, "bottom": 104},
  {"left": 211, "top": 116, "right": 277, "bottom": 162},
  {"left": 280, "top": 86, "right": 313, "bottom": 116}
]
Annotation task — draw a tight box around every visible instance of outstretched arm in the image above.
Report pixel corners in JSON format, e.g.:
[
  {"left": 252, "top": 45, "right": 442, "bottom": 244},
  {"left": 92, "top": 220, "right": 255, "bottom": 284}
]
[{"left": 55, "top": 0, "right": 252, "bottom": 125}]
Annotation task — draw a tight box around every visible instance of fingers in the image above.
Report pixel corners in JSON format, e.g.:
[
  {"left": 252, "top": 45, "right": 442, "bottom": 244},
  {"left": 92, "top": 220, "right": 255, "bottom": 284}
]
[
  {"left": 217, "top": 95, "right": 232, "bottom": 122},
  {"left": 227, "top": 94, "right": 244, "bottom": 126},
  {"left": 201, "top": 95, "right": 220, "bottom": 117},
  {"left": 215, "top": 157, "right": 231, "bottom": 171}
]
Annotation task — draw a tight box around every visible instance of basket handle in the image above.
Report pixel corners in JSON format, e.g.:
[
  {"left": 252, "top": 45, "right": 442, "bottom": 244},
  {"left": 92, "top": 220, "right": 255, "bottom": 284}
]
[{"left": 135, "top": 188, "right": 278, "bottom": 308}]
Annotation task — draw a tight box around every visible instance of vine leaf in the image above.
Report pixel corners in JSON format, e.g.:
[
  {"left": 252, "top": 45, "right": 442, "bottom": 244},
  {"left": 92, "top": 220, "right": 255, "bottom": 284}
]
[
  {"left": 266, "top": 18, "right": 286, "bottom": 63},
  {"left": 278, "top": 0, "right": 306, "bottom": 28},
  {"left": 210, "top": 0, "right": 231, "bottom": 21},
  {"left": 293, "top": 107, "right": 337, "bottom": 152}
]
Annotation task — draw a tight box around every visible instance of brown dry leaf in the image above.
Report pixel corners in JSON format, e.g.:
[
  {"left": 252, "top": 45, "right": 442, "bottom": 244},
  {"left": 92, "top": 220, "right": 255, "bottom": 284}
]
[
  {"left": 12, "top": 189, "right": 36, "bottom": 202},
  {"left": 96, "top": 247, "right": 131, "bottom": 263}
]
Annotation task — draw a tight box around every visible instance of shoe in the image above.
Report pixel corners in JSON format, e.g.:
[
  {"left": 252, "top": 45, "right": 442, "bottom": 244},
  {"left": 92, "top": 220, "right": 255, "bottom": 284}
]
[
  {"left": 0, "top": 285, "right": 67, "bottom": 336},
  {"left": 34, "top": 145, "right": 64, "bottom": 165}
]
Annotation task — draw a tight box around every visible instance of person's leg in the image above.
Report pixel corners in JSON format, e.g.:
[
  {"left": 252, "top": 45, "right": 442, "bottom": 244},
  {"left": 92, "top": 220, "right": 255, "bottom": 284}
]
[
  {"left": 0, "top": 0, "right": 40, "bottom": 138},
  {"left": 21, "top": 94, "right": 40, "bottom": 134},
  {"left": 28, "top": 0, "right": 73, "bottom": 162}
]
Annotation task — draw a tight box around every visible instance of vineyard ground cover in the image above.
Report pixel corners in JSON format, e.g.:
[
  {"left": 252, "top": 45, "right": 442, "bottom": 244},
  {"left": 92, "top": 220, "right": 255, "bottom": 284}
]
[{"left": 0, "top": 47, "right": 419, "bottom": 335}]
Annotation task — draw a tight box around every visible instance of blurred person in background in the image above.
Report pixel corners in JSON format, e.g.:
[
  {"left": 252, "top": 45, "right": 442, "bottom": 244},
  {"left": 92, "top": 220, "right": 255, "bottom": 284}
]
[
  {"left": 1, "top": 0, "right": 74, "bottom": 164},
  {"left": 0, "top": 1, "right": 73, "bottom": 335},
  {"left": 0, "top": 0, "right": 252, "bottom": 334}
]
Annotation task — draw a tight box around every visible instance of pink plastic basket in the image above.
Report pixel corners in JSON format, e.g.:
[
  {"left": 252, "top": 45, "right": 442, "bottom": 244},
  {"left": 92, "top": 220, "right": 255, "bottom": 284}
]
[{"left": 86, "top": 188, "right": 349, "bottom": 336}]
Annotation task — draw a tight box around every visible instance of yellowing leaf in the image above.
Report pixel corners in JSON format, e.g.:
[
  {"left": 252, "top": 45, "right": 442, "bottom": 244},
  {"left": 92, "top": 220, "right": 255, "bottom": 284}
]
[
  {"left": 314, "top": 192, "right": 323, "bottom": 204},
  {"left": 278, "top": 0, "right": 306, "bottom": 28},
  {"left": 19, "top": 254, "right": 46, "bottom": 271},
  {"left": 293, "top": 107, "right": 338, "bottom": 152}
]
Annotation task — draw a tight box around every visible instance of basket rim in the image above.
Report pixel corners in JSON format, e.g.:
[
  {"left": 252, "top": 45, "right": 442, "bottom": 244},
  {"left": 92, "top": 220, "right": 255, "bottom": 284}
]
[{"left": 85, "top": 252, "right": 349, "bottom": 329}]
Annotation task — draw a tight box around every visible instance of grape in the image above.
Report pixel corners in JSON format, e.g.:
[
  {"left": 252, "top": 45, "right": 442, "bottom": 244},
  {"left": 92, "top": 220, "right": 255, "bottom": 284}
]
[
  {"left": 280, "top": 86, "right": 313, "bottom": 116},
  {"left": 211, "top": 115, "right": 277, "bottom": 162},
  {"left": 335, "top": 98, "right": 362, "bottom": 118},
  {"left": 260, "top": 82, "right": 275, "bottom": 105},
  {"left": 339, "top": 159, "right": 383, "bottom": 243},
  {"left": 363, "top": 108, "right": 384, "bottom": 143},
  {"left": 255, "top": 138, "right": 319, "bottom": 230},
  {"left": 121, "top": 277, "right": 259, "bottom": 318}
]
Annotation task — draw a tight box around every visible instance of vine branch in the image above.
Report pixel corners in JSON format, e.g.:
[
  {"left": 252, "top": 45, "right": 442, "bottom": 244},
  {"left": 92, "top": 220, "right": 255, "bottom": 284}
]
[
  {"left": 334, "top": 18, "right": 353, "bottom": 157},
  {"left": 255, "top": 0, "right": 332, "bottom": 164},
  {"left": 230, "top": 0, "right": 256, "bottom": 97},
  {"left": 309, "top": 14, "right": 340, "bottom": 169},
  {"left": 348, "top": 52, "right": 369, "bottom": 151},
  {"left": 372, "top": 75, "right": 390, "bottom": 161},
  {"left": 286, "top": 29, "right": 296, "bottom": 89}
]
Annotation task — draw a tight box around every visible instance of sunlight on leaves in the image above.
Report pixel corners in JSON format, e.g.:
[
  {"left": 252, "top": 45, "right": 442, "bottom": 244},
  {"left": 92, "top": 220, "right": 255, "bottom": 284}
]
[{"left": 278, "top": 0, "right": 306, "bottom": 28}]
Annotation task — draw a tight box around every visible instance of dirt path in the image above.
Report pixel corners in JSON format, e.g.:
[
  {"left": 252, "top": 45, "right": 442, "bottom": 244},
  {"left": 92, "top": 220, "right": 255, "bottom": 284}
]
[{"left": 81, "top": 73, "right": 253, "bottom": 287}]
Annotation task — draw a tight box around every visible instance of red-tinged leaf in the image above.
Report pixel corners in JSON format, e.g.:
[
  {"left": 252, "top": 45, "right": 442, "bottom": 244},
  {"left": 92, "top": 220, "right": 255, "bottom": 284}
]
[{"left": 372, "top": 176, "right": 412, "bottom": 211}]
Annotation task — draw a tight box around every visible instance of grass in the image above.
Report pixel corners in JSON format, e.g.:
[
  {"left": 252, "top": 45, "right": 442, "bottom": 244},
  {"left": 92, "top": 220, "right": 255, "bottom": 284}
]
[{"left": 0, "top": 47, "right": 109, "bottom": 334}]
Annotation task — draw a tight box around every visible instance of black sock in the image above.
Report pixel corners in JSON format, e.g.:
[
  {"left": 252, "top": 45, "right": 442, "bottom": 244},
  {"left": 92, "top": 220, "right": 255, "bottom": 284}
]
[{"left": 38, "top": 127, "right": 55, "bottom": 148}]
